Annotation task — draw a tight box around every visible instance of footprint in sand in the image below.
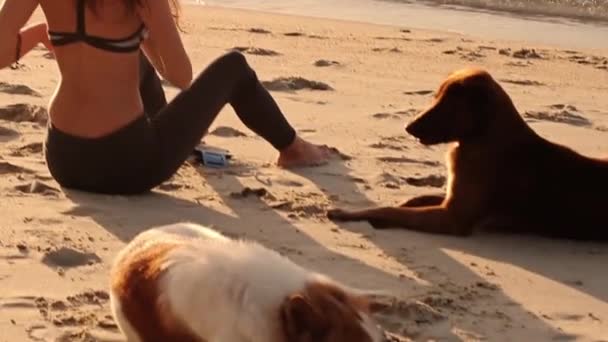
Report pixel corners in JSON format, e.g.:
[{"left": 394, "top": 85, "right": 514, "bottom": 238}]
[
  {"left": 500, "top": 78, "right": 545, "bottom": 86},
  {"left": 248, "top": 27, "right": 271, "bottom": 34},
  {"left": 42, "top": 247, "right": 101, "bottom": 268},
  {"left": 372, "top": 109, "right": 417, "bottom": 120},
  {"left": 282, "top": 31, "right": 327, "bottom": 39},
  {"left": 61, "top": 204, "right": 101, "bottom": 218},
  {"left": 552, "top": 313, "right": 587, "bottom": 321},
  {"left": 286, "top": 96, "right": 328, "bottom": 105},
  {"left": 369, "top": 141, "right": 408, "bottom": 152},
  {"left": 262, "top": 77, "right": 334, "bottom": 92},
  {"left": 370, "top": 135, "right": 409, "bottom": 152},
  {"left": 307, "top": 34, "right": 328, "bottom": 40},
  {"left": 372, "top": 112, "right": 401, "bottom": 120},
  {"left": 230, "top": 187, "right": 271, "bottom": 200},
  {"left": 383, "top": 332, "right": 412, "bottom": 342},
  {"left": 595, "top": 125, "right": 608, "bottom": 132},
  {"left": 374, "top": 36, "right": 411, "bottom": 42},
  {"left": 0, "top": 103, "right": 48, "bottom": 124},
  {"left": 271, "top": 199, "right": 328, "bottom": 219},
  {"left": 314, "top": 59, "right": 341, "bottom": 67},
  {"left": 405, "top": 175, "right": 446, "bottom": 188},
  {"left": 158, "top": 181, "right": 185, "bottom": 192},
  {"left": 565, "top": 53, "right": 608, "bottom": 70},
  {"left": 10, "top": 142, "right": 43, "bottom": 157},
  {"left": 23, "top": 290, "right": 119, "bottom": 340},
  {"left": 505, "top": 60, "right": 533, "bottom": 67},
  {"left": 275, "top": 179, "right": 305, "bottom": 187},
  {"left": 524, "top": 104, "right": 593, "bottom": 128},
  {"left": 0, "top": 125, "right": 19, "bottom": 141},
  {"left": 567, "top": 55, "right": 597, "bottom": 65},
  {"left": 372, "top": 47, "right": 402, "bottom": 53},
  {"left": 0, "top": 161, "right": 35, "bottom": 175},
  {"left": 423, "top": 38, "right": 446, "bottom": 43},
  {"left": 395, "top": 109, "right": 419, "bottom": 116},
  {"left": 376, "top": 173, "right": 404, "bottom": 190},
  {"left": 231, "top": 46, "right": 281, "bottom": 56},
  {"left": 443, "top": 47, "right": 486, "bottom": 61},
  {"left": 371, "top": 296, "right": 447, "bottom": 340},
  {"left": 298, "top": 128, "right": 317, "bottom": 133},
  {"left": 66, "top": 290, "right": 110, "bottom": 307},
  {"left": 285, "top": 30, "right": 328, "bottom": 37},
  {"left": 209, "top": 126, "right": 247, "bottom": 138},
  {"left": 0, "top": 296, "right": 40, "bottom": 310},
  {"left": 0, "top": 82, "right": 42, "bottom": 97},
  {"left": 14, "top": 181, "right": 60, "bottom": 197},
  {"left": 283, "top": 32, "right": 304, "bottom": 37},
  {"left": 377, "top": 156, "right": 440, "bottom": 167},
  {"left": 25, "top": 324, "right": 62, "bottom": 342},
  {"left": 403, "top": 90, "right": 433, "bottom": 96},
  {"left": 508, "top": 48, "right": 543, "bottom": 59},
  {"left": 207, "top": 26, "right": 240, "bottom": 32}
]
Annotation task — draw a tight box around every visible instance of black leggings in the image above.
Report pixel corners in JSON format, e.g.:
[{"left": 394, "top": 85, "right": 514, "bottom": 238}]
[{"left": 44, "top": 51, "right": 297, "bottom": 195}]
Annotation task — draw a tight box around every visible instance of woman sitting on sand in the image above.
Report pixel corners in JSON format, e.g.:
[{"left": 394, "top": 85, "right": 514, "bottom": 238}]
[{"left": 0, "top": 0, "right": 332, "bottom": 195}]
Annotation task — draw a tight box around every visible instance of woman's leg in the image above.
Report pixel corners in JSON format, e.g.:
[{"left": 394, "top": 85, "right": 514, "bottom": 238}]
[{"left": 149, "top": 51, "right": 331, "bottom": 180}]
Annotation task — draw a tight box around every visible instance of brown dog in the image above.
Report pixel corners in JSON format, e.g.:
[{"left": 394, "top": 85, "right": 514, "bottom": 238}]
[{"left": 328, "top": 68, "right": 608, "bottom": 240}]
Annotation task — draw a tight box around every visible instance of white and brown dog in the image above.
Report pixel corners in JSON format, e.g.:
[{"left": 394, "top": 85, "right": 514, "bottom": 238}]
[{"left": 109, "top": 223, "right": 386, "bottom": 342}]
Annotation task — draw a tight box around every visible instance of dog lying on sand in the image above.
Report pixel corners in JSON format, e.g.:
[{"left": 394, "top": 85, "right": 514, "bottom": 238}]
[
  {"left": 110, "top": 222, "right": 386, "bottom": 342},
  {"left": 329, "top": 68, "right": 608, "bottom": 240}
]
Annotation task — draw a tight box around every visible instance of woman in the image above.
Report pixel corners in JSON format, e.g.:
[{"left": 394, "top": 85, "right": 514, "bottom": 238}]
[{"left": 0, "top": 0, "right": 332, "bottom": 195}]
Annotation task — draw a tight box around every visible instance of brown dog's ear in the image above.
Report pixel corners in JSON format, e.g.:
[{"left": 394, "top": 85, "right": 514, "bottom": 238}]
[
  {"left": 281, "top": 294, "right": 328, "bottom": 339},
  {"left": 459, "top": 74, "right": 496, "bottom": 141}
]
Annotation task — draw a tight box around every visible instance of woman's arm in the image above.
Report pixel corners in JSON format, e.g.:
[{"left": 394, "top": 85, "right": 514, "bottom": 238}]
[
  {"left": 0, "top": 0, "right": 42, "bottom": 69},
  {"left": 138, "top": 0, "right": 192, "bottom": 90}
]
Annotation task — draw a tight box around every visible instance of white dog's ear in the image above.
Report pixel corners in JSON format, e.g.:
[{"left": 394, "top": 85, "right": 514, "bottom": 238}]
[{"left": 281, "top": 294, "right": 327, "bottom": 338}]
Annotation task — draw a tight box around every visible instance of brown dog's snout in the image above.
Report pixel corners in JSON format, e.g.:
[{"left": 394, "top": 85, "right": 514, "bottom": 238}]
[
  {"left": 405, "top": 114, "right": 426, "bottom": 138},
  {"left": 405, "top": 120, "right": 417, "bottom": 136},
  {"left": 404, "top": 108, "right": 451, "bottom": 146}
]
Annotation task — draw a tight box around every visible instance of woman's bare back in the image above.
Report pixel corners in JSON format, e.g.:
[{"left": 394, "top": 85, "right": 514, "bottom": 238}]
[{"left": 39, "top": 0, "right": 146, "bottom": 138}]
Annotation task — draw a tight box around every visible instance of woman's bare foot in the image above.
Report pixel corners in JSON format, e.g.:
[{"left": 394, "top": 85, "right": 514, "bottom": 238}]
[{"left": 277, "top": 136, "right": 334, "bottom": 168}]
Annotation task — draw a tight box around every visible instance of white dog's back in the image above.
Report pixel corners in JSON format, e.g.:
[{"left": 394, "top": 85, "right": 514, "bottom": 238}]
[
  {"left": 110, "top": 223, "right": 314, "bottom": 341},
  {"left": 110, "top": 223, "right": 384, "bottom": 342}
]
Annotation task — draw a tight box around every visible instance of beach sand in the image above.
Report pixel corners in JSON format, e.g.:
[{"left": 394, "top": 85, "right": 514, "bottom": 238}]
[{"left": 1, "top": 5, "right": 607, "bottom": 342}]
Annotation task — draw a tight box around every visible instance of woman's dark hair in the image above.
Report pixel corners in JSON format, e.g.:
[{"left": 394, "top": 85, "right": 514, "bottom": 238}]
[{"left": 86, "top": 0, "right": 181, "bottom": 26}]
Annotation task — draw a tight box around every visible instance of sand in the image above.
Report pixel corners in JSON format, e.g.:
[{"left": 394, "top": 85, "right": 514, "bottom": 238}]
[{"left": 1, "top": 5, "right": 608, "bottom": 342}]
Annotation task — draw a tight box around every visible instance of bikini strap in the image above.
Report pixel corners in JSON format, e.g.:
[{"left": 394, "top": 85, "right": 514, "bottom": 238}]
[{"left": 77, "top": 0, "right": 86, "bottom": 36}]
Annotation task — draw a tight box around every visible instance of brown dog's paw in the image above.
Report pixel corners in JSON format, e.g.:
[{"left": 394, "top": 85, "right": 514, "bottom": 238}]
[{"left": 327, "top": 208, "right": 354, "bottom": 221}]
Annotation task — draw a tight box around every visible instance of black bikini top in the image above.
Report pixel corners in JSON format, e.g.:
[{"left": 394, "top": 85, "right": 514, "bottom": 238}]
[{"left": 48, "top": 0, "right": 148, "bottom": 53}]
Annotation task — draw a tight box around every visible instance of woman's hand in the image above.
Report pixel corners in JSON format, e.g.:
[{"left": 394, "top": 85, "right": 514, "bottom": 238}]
[
  {"left": 37, "top": 23, "right": 54, "bottom": 53},
  {"left": 24, "top": 22, "right": 53, "bottom": 51},
  {"left": 138, "top": 0, "right": 192, "bottom": 90},
  {"left": 0, "top": 0, "right": 38, "bottom": 69}
]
